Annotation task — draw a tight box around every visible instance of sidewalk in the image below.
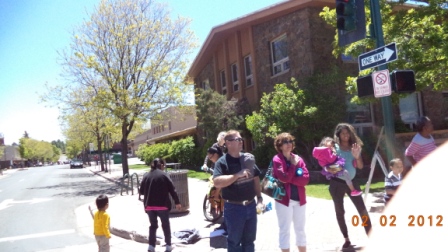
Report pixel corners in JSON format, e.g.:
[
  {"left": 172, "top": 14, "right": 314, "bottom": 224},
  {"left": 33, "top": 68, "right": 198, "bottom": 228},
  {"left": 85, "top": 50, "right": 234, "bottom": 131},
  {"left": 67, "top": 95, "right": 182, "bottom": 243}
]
[{"left": 77, "top": 158, "right": 384, "bottom": 252}]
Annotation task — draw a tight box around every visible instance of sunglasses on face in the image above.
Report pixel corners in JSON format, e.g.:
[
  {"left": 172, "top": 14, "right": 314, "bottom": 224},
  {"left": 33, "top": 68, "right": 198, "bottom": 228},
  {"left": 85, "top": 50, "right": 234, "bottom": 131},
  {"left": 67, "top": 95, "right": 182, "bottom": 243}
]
[
  {"left": 227, "top": 137, "right": 243, "bottom": 142},
  {"left": 282, "top": 140, "right": 294, "bottom": 145}
]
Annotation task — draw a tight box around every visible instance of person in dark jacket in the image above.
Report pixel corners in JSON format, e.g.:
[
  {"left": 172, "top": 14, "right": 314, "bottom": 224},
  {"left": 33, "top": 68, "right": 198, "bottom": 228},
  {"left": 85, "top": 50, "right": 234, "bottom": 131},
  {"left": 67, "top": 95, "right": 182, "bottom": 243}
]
[{"left": 139, "top": 158, "right": 181, "bottom": 252}]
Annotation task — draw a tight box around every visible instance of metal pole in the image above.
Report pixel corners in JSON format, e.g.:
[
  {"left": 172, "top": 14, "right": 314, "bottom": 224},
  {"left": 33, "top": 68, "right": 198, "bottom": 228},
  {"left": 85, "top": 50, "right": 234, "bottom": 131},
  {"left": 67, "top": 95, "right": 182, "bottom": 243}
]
[{"left": 371, "top": 0, "right": 395, "bottom": 161}]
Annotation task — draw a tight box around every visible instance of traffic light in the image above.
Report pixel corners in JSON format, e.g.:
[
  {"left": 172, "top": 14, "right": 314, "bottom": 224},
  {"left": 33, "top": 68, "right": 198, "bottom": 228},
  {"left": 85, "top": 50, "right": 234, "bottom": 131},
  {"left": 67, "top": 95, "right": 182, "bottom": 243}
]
[
  {"left": 336, "top": 0, "right": 356, "bottom": 32},
  {"left": 391, "top": 70, "right": 416, "bottom": 93},
  {"left": 356, "top": 74, "right": 374, "bottom": 98},
  {"left": 337, "top": 0, "right": 366, "bottom": 47}
]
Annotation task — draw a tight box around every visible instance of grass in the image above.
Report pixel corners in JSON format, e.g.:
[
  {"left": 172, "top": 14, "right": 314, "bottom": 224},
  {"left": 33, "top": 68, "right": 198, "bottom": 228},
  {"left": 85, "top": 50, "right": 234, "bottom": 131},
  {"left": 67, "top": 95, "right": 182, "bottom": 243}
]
[
  {"left": 306, "top": 180, "right": 385, "bottom": 200},
  {"left": 129, "top": 164, "right": 150, "bottom": 170}
]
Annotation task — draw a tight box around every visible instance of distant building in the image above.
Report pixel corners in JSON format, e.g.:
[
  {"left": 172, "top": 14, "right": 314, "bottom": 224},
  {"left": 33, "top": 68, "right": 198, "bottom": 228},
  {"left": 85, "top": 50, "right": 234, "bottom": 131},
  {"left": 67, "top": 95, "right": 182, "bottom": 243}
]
[{"left": 132, "top": 106, "right": 197, "bottom": 154}]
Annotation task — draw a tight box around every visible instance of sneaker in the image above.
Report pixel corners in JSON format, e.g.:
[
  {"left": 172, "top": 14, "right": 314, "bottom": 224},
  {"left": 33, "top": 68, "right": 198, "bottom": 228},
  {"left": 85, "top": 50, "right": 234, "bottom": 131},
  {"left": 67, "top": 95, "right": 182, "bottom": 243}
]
[
  {"left": 342, "top": 240, "right": 351, "bottom": 249},
  {"left": 165, "top": 245, "right": 173, "bottom": 252},
  {"left": 350, "top": 190, "right": 362, "bottom": 196},
  {"left": 148, "top": 245, "right": 155, "bottom": 252}
]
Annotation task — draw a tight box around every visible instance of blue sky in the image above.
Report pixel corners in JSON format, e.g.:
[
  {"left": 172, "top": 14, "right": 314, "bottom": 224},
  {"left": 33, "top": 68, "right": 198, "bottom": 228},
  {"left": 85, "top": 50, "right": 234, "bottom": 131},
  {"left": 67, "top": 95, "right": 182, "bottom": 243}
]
[{"left": 0, "top": 0, "right": 283, "bottom": 145}]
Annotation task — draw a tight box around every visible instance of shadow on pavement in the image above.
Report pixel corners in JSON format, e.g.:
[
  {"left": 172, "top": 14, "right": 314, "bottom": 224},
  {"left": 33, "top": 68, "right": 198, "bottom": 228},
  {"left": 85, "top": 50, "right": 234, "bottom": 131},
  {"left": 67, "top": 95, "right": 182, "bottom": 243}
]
[{"left": 27, "top": 180, "right": 121, "bottom": 198}]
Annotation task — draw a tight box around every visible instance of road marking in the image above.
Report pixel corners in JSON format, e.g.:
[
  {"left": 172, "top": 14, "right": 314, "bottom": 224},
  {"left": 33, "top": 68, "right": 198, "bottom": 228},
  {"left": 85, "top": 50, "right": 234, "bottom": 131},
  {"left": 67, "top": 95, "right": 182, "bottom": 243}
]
[
  {"left": 0, "top": 198, "right": 53, "bottom": 211},
  {"left": 0, "top": 199, "right": 13, "bottom": 211},
  {"left": 0, "top": 229, "right": 75, "bottom": 242}
]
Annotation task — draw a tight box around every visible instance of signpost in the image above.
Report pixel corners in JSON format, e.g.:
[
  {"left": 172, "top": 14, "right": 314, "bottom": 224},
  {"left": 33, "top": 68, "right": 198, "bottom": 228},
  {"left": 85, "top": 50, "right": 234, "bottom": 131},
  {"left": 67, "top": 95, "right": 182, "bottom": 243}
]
[
  {"left": 358, "top": 42, "right": 397, "bottom": 71},
  {"left": 372, "top": 69, "right": 391, "bottom": 98}
]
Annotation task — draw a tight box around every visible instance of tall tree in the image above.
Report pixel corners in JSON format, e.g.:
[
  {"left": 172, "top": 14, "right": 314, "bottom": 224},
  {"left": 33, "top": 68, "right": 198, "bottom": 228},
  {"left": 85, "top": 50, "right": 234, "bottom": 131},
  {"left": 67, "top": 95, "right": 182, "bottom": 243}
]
[
  {"left": 195, "top": 88, "right": 246, "bottom": 143},
  {"left": 56, "top": 0, "right": 196, "bottom": 175},
  {"left": 246, "top": 74, "right": 346, "bottom": 166}
]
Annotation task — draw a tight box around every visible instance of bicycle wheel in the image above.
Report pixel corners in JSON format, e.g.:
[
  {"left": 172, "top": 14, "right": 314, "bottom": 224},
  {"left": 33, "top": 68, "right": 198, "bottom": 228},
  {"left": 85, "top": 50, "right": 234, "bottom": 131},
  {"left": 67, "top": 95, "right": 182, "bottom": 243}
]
[{"left": 203, "top": 193, "right": 223, "bottom": 222}]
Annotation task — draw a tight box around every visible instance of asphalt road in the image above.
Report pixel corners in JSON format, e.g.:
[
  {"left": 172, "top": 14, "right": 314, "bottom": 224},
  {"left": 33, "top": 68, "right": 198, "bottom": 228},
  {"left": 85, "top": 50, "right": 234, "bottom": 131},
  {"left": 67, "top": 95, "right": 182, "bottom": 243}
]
[{"left": 0, "top": 164, "right": 119, "bottom": 252}]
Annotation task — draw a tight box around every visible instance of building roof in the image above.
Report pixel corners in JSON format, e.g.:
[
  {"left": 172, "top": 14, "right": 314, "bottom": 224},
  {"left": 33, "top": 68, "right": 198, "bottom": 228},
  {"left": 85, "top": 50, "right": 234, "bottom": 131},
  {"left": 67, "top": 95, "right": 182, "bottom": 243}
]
[{"left": 187, "top": 0, "right": 334, "bottom": 78}]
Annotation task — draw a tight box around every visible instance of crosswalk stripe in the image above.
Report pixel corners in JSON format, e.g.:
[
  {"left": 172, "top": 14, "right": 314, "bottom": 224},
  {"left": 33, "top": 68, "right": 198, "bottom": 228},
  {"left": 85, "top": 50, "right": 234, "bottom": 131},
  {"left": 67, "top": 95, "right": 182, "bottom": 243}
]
[{"left": 0, "top": 229, "right": 75, "bottom": 242}]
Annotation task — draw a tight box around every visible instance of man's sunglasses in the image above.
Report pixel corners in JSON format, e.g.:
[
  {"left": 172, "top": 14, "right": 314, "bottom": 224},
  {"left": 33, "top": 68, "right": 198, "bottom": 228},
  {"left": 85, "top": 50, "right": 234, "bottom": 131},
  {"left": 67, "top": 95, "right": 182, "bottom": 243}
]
[
  {"left": 226, "top": 137, "right": 244, "bottom": 142},
  {"left": 282, "top": 140, "right": 294, "bottom": 144}
]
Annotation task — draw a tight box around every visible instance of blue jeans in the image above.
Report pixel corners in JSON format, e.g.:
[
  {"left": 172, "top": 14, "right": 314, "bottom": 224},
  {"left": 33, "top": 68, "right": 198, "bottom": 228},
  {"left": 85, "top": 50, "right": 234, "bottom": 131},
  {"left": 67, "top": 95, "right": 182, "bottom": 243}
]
[{"left": 224, "top": 201, "right": 257, "bottom": 252}]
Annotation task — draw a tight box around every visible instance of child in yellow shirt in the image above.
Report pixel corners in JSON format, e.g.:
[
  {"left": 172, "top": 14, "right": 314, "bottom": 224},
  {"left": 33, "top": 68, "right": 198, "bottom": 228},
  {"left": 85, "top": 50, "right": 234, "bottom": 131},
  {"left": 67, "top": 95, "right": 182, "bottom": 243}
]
[{"left": 92, "top": 195, "right": 111, "bottom": 252}]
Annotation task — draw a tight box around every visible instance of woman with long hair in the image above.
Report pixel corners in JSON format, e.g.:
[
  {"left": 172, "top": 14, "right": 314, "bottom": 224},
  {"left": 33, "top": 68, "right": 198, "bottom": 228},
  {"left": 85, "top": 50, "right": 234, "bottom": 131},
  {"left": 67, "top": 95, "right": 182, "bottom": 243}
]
[{"left": 330, "top": 123, "right": 371, "bottom": 249}]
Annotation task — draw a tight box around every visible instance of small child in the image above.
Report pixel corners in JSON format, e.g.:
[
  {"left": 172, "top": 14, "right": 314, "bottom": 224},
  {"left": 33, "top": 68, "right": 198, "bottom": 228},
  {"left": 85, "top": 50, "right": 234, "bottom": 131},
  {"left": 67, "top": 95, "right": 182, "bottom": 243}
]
[
  {"left": 313, "top": 137, "right": 362, "bottom": 197},
  {"left": 384, "top": 158, "right": 403, "bottom": 205},
  {"left": 93, "top": 195, "right": 111, "bottom": 252}
]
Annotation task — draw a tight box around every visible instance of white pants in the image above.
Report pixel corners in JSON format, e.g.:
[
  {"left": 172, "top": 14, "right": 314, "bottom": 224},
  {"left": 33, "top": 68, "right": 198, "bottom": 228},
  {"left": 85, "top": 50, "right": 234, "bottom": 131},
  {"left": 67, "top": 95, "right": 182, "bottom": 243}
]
[{"left": 275, "top": 200, "right": 306, "bottom": 249}]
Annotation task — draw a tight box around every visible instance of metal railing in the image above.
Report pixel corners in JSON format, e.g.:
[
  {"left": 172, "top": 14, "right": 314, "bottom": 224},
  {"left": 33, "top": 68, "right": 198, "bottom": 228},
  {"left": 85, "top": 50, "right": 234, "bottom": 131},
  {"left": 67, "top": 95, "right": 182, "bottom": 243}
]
[{"left": 120, "top": 172, "right": 140, "bottom": 196}]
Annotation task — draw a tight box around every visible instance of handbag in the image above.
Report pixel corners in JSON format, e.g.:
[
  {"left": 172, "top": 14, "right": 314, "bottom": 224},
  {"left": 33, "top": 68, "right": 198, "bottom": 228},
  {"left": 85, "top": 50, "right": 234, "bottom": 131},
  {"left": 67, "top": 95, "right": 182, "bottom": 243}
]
[{"left": 260, "top": 162, "right": 286, "bottom": 200}]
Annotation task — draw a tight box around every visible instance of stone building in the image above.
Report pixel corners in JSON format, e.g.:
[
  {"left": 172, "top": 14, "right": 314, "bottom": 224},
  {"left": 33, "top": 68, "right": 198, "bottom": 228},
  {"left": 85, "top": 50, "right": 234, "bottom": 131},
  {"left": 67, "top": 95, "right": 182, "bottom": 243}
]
[{"left": 187, "top": 0, "right": 448, "bottom": 153}]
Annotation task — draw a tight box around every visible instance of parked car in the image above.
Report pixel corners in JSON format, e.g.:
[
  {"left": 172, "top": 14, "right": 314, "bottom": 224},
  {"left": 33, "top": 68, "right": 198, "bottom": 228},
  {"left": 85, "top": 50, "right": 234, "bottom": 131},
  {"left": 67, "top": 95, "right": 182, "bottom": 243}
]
[{"left": 70, "top": 159, "right": 83, "bottom": 169}]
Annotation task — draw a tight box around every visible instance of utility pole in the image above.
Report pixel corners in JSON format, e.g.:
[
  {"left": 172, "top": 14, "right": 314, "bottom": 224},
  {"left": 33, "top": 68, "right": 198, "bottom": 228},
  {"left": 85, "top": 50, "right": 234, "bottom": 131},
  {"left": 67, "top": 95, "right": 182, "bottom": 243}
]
[{"left": 370, "top": 0, "right": 395, "bottom": 162}]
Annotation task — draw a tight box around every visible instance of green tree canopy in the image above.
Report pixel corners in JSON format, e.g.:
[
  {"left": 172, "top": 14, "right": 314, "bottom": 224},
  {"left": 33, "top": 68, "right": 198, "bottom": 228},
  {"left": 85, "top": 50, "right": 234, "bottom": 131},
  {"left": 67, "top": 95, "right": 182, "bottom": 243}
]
[
  {"left": 195, "top": 88, "right": 246, "bottom": 142},
  {"left": 19, "top": 138, "right": 59, "bottom": 162},
  {"left": 45, "top": 0, "right": 197, "bottom": 175},
  {"left": 319, "top": 0, "right": 448, "bottom": 96},
  {"left": 246, "top": 73, "right": 346, "bottom": 167}
]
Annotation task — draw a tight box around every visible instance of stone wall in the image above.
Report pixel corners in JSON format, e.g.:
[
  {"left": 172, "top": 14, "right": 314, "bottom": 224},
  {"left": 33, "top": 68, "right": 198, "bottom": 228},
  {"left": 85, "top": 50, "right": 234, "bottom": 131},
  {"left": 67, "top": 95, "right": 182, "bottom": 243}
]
[
  {"left": 421, "top": 90, "right": 448, "bottom": 129},
  {"left": 251, "top": 7, "right": 348, "bottom": 97}
]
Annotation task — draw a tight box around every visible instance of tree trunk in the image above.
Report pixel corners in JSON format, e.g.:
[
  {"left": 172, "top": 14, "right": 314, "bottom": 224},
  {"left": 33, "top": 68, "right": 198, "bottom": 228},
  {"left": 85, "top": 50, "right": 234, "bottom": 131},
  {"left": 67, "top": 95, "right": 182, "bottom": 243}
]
[
  {"left": 96, "top": 136, "right": 105, "bottom": 172},
  {"left": 121, "top": 124, "right": 129, "bottom": 176}
]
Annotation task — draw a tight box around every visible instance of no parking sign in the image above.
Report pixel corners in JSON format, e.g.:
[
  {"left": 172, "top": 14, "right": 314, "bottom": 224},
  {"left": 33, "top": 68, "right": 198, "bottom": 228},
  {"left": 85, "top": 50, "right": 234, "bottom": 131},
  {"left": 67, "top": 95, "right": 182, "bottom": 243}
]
[{"left": 372, "top": 69, "right": 391, "bottom": 98}]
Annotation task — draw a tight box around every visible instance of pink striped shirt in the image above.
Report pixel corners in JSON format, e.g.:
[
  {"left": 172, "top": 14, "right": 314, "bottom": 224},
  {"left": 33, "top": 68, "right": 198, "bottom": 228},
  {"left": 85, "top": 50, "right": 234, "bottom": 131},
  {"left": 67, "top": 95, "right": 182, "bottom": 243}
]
[{"left": 405, "top": 133, "right": 437, "bottom": 163}]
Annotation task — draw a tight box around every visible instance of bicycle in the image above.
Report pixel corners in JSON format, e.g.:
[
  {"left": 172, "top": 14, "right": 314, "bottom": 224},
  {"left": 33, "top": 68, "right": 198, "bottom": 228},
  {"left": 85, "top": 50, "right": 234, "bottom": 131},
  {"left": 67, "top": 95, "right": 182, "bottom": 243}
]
[{"left": 202, "top": 167, "right": 224, "bottom": 222}]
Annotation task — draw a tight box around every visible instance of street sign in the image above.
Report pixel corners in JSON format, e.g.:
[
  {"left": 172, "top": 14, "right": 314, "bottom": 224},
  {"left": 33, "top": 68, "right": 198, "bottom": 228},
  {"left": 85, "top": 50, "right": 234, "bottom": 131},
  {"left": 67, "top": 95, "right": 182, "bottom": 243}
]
[
  {"left": 372, "top": 69, "right": 391, "bottom": 98},
  {"left": 89, "top": 143, "right": 94, "bottom": 152},
  {"left": 358, "top": 42, "right": 397, "bottom": 71}
]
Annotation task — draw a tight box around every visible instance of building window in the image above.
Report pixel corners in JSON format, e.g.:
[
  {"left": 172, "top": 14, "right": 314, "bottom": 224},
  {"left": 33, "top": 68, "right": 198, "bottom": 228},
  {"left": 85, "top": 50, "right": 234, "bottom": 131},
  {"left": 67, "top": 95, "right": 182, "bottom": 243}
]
[
  {"left": 346, "top": 96, "right": 374, "bottom": 136},
  {"left": 162, "top": 125, "right": 165, "bottom": 131},
  {"left": 271, "top": 34, "right": 290, "bottom": 76},
  {"left": 220, "top": 70, "right": 227, "bottom": 95},
  {"left": 231, "top": 63, "right": 239, "bottom": 92},
  {"left": 168, "top": 121, "right": 171, "bottom": 130},
  {"left": 399, "top": 92, "right": 422, "bottom": 130},
  {"left": 201, "top": 79, "right": 210, "bottom": 90},
  {"left": 244, "top": 55, "right": 253, "bottom": 87}
]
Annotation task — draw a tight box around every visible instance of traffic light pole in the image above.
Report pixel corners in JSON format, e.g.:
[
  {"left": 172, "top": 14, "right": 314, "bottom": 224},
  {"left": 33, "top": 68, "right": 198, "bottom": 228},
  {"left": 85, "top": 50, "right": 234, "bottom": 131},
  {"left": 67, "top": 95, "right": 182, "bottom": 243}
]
[{"left": 370, "top": 0, "right": 395, "bottom": 161}]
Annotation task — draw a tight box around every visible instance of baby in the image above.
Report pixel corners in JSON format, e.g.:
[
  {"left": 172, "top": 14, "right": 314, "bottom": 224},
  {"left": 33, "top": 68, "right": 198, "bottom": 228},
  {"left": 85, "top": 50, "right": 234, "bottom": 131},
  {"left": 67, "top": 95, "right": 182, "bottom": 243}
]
[{"left": 313, "top": 137, "right": 362, "bottom": 197}]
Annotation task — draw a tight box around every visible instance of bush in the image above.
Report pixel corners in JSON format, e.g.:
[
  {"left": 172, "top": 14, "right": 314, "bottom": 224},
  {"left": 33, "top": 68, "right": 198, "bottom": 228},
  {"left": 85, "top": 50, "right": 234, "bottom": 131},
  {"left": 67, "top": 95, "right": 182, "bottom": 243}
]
[
  {"left": 252, "top": 143, "right": 276, "bottom": 170},
  {"left": 169, "top": 137, "right": 196, "bottom": 167},
  {"left": 138, "top": 143, "right": 170, "bottom": 166}
]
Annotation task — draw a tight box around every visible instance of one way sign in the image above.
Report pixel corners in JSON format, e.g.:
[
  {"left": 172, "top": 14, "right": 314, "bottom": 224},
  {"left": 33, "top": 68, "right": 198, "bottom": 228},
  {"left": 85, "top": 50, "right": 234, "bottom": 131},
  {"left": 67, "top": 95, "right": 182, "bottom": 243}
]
[{"left": 358, "top": 43, "right": 398, "bottom": 71}]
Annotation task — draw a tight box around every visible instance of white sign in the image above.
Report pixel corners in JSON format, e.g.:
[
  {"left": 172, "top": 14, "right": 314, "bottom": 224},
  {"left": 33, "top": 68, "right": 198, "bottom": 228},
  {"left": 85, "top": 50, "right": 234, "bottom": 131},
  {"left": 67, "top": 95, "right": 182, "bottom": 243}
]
[
  {"left": 89, "top": 143, "right": 94, "bottom": 152},
  {"left": 372, "top": 69, "right": 391, "bottom": 98},
  {"left": 358, "top": 43, "right": 398, "bottom": 71}
]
